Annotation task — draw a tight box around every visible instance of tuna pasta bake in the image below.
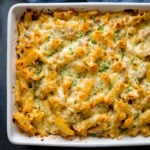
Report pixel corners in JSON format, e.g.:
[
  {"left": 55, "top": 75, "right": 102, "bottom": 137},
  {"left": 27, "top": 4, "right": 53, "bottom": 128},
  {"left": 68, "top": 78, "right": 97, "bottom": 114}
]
[{"left": 13, "top": 9, "right": 150, "bottom": 139}]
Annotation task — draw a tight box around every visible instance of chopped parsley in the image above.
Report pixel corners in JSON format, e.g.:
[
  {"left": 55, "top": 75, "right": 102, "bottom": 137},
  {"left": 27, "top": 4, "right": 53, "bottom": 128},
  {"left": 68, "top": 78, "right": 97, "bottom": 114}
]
[
  {"left": 38, "top": 61, "right": 44, "bottom": 66},
  {"left": 47, "top": 36, "right": 51, "bottom": 41},
  {"left": 35, "top": 69, "right": 41, "bottom": 75},
  {"left": 48, "top": 53, "right": 53, "bottom": 57},
  {"left": 100, "top": 65, "right": 109, "bottom": 72},
  {"left": 91, "top": 40, "right": 97, "bottom": 44},
  {"left": 67, "top": 71, "right": 73, "bottom": 77},
  {"left": 85, "top": 97, "right": 90, "bottom": 101},
  {"left": 130, "top": 57, "right": 136, "bottom": 64},
  {"left": 114, "top": 30, "right": 120, "bottom": 43},
  {"left": 78, "top": 32, "right": 83, "bottom": 39},
  {"left": 61, "top": 31, "right": 65, "bottom": 34},
  {"left": 74, "top": 100, "right": 78, "bottom": 104},
  {"left": 39, "top": 24, "right": 42, "bottom": 29},
  {"left": 90, "top": 133, "right": 97, "bottom": 137},
  {"left": 80, "top": 17, "right": 86, "bottom": 22},
  {"left": 59, "top": 65, "right": 66, "bottom": 73},
  {"left": 97, "top": 25, "right": 104, "bottom": 31},
  {"left": 90, "top": 15, "right": 96, "bottom": 19},
  {"left": 85, "top": 30, "right": 91, "bottom": 36},
  {"left": 48, "top": 51, "right": 57, "bottom": 57},
  {"left": 76, "top": 74, "right": 81, "bottom": 78},
  {"left": 44, "top": 46, "right": 48, "bottom": 51},
  {"left": 72, "top": 79, "right": 77, "bottom": 86},
  {"left": 127, "top": 87, "right": 133, "bottom": 92},
  {"left": 69, "top": 48, "right": 74, "bottom": 55},
  {"left": 108, "top": 85, "right": 113, "bottom": 90},
  {"left": 99, "top": 61, "right": 110, "bottom": 72},
  {"left": 121, "top": 50, "right": 126, "bottom": 60}
]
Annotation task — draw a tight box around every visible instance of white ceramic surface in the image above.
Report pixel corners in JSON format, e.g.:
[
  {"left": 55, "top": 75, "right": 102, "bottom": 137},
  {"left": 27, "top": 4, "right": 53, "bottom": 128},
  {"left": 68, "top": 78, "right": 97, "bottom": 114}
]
[{"left": 7, "top": 3, "right": 150, "bottom": 146}]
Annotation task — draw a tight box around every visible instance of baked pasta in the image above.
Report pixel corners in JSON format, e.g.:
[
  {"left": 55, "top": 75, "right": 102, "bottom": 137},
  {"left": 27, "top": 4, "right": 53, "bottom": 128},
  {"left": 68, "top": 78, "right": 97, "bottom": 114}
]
[{"left": 13, "top": 9, "right": 150, "bottom": 138}]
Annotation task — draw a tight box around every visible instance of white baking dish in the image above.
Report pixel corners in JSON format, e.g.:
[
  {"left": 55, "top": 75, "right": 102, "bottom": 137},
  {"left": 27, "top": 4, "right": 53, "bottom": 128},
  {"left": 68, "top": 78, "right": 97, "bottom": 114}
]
[{"left": 7, "top": 2, "right": 150, "bottom": 146}]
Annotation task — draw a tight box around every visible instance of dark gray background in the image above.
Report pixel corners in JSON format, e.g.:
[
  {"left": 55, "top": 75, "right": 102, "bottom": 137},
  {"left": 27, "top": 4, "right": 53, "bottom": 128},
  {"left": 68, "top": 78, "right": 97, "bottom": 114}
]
[{"left": 0, "top": 0, "right": 150, "bottom": 149}]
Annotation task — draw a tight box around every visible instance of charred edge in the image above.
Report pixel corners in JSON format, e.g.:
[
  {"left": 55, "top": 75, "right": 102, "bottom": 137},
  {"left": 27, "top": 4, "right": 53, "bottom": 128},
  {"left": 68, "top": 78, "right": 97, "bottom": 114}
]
[{"left": 124, "top": 9, "right": 139, "bottom": 16}]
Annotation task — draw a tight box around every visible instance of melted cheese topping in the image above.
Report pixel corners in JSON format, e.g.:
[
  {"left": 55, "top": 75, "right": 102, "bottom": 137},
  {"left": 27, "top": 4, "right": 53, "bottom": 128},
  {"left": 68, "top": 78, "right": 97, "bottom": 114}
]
[{"left": 13, "top": 9, "right": 150, "bottom": 138}]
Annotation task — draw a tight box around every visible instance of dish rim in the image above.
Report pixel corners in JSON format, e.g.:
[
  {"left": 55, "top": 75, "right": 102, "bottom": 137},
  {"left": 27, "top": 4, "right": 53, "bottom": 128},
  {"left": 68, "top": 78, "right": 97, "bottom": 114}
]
[{"left": 7, "top": 2, "right": 150, "bottom": 146}]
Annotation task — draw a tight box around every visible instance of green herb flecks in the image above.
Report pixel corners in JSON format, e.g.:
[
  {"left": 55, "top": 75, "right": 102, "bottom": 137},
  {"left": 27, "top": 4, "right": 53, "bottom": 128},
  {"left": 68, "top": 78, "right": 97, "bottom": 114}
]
[
  {"left": 91, "top": 40, "right": 97, "bottom": 44},
  {"left": 47, "top": 36, "right": 51, "bottom": 41},
  {"left": 80, "top": 17, "right": 86, "bottom": 22},
  {"left": 90, "top": 15, "right": 96, "bottom": 19},
  {"left": 85, "top": 30, "right": 91, "bottom": 36},
  {"left": 67, "top": 71, "right": 74, "bottom": 77},
  {"left": 130, "top": 57, "right": 136, "bottom": 64},
  {"left": 74, "top": 100, "right": 78, "bottom": 104},
  {"left": 39, "top": 24, "right": 42, "bottom": 29},
  {"left": 85, "top": 97, "right": 90, "bottom": 101},
  {"left": 97, "top": 25, "right": 104, "bottom": 31},
  {"left": 59, "top": 65, "right": 66, "bottom": 73},
  {"left": 69, "top": 48, "right": 74, "bottom": 55},
  {"left": 121, "top": 50, "right": 126, "bottom": 60},
  {"left": 127, "top": 87, "right": 133, "bottom": 92},
  {"left": 44, "top": 47, "right": 48, "bottom": 51},
  {"left": 38, "top": 61, "right": 44, "bottom": 66},
  {"left": 90, "top": 133, "right": 97, "bottom": 137},
  {"left": 78, "top": 32, "right": 83, "bottom": 39},
  {"left": 99, "top": 61, "right": 110, "bottom": 72},
  {"left": 47, "top": 51, "right": 58, "bottom": 57},
  {"left": 108, "top": 84, "right": 113, "bottom": 90},
  {"left": 72, "top": 79, "right": 77, "bottom": 87},
  {"left": 114, "top": 30, "right": 120, "bottom": 43},
  {"left": 35, "top": 69, "right": 41, "bottom": 75}
]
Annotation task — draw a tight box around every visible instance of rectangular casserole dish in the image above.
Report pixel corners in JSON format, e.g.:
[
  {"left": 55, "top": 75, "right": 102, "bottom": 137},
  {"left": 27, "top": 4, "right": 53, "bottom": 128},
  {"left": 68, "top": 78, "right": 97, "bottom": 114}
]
[{"left": 7, "top": 2, "right": 150, "bottom": 146}]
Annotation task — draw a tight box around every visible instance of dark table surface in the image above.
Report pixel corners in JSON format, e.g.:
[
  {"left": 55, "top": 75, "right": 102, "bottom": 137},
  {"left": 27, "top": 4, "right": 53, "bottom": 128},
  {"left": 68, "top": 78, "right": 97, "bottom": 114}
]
[{"left": 0, "top": 0, "right": 150, "bottom": 149}]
